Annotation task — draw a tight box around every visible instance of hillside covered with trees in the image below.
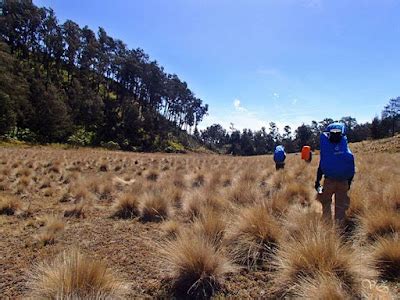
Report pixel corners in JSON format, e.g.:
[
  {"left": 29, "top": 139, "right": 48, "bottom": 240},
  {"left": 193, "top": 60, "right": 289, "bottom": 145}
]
[
  {"left": 0, "top": 0, "right": 208, "bottom": 151},
  {"left": 0, "top": 1, "right": 399, "bottom": 155}
]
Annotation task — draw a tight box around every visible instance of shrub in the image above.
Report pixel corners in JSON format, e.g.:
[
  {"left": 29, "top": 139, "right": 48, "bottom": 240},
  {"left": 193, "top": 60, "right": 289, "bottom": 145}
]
[
  {"left": 29, "top": 248, "right": 127, "bottom": 298},
  {"left": 165, "top": 141, "right": 186, "bottom": 153},
  {"left": 67, "top": 127, "right": 95, "bottom": 147}
]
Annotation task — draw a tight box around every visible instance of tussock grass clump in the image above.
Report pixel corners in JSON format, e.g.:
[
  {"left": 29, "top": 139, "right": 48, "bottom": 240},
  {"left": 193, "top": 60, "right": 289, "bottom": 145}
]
[
  {"left": 146, "top": 170, "right": 159, "bottom": 181},
  {"left": 29, "top": 248, "right": 127, "bottom": 299},
  {"left": 161, "top": 233, "right": 235, "bottom": 299},
  {"left": 292, "top": 272, "right": 351, "bottom": 300},
  {"left": 227, "top": 181, "right": 260, "bottom": 206},
  {"left": 280, "top": 182, "right": 312, "bottom": 206},
  {"left": 64, "top": 204, "right": 86, "bottom": 218},
  {"left": 226, "top": 203, "right": 281, "bottom": 269},
  {"left": 36, "top": 215, "right": 65, "bottom": 246},
  {"left": 270, "top": 222, "right": 373, "bottom": 298},
  {"left": 192, "top": 210, "right": 226, "bottom": 247},
  {"left": 112, "top": 193, "right": 140, "bottom": 219},
  {"left": 0, "top": 194, "right": 22, "bottom": 215},
  {"left": 140, "top": 191, "right": 172, "bottom": 222},
  {"left": 357, "top": 209, "right": 400, "bottom": 242},
  {"left": 371, "top": 236, "right": 400, "bottom": 281},
  {"left": 161, "top": 220, "right": 181, "bottom": 239},
  {"left": 192, "top": 173, "right": 206, "bottom": 188}
]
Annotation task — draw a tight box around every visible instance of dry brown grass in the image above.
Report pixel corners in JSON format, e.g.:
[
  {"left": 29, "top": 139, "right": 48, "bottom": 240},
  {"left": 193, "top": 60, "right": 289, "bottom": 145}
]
[
  {"left": 0, "top": 194, "right": 22, "bottom": 215},
  {"left": 191, "top": 209, "right": 227, "bottom": 247},
  {"left": 357, "top": 209, "right": 400, "bottom": 242},
  {"left": 270, "top": 221, "right": 374, "bottom": 298},
  {"left": 29, "top": 248, "right": 127, "bottom": 299},
  {"left": 112, "top": 193, "right": 140, "bottom": 219},
  {"left": 292, "top": 272, "right": 352, "bottom": 299},
  {"left": 161, "top": 232, "right": 235, "bottom": 299},
  {"left": 371, "top": 236, "right": 400, "bottom": 281},
  {"left": 139, "top": 190, "right": 173, "bottom": 222},
  {"left": 64, "top": 203, "right": 86, "bottom": 218},
  {"left": 0, "top": 146, "right": 398, "bottom": 298},
  {"left": 226, "top": 203, "right": 282, "bottom": 269},
  {"left": 36, "top": 215, "right": 65, "bottom": 246}
]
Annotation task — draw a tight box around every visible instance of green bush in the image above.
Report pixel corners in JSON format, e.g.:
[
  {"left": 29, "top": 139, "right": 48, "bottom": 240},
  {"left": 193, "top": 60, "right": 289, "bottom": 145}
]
[
  {"left": 67, "top": 128, "right": 95, "bottom": 146},
  {"left": 165, "top": 140, "right": 186, "bottom": 153},
  {"left": 5, "top": 127, "right": 37, "bottom": 143}
]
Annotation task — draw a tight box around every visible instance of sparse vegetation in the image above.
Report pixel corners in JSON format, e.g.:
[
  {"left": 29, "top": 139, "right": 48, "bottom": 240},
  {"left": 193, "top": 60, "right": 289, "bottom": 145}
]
[{"left": 0, "top": 146, "right": 399, "bottom": 298}]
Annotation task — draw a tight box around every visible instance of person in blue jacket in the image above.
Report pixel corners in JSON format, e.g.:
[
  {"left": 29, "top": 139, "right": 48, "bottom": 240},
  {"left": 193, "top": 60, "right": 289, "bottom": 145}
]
[
  {"left": 315, "top": 123, "right": 355, "bottom": 224},
  {"left": 274, "top": 145, "right": 286, "bottom": 170}
]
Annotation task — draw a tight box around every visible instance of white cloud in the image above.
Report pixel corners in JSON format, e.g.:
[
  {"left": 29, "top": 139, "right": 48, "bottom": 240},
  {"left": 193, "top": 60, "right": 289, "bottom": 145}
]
[
  {"left": 292, "top": 98, "right": 298, "bottom": 105},
  {"left": 273, "top": 92, "right": 280, "bottom": 98},
  {"left": 233, "top": 99, "right": 247, "bottom": 112}
]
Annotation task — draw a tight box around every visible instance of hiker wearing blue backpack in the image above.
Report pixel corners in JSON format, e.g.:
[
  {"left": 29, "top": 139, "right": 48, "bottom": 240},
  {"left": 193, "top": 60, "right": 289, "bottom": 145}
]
[
  {"left": 274, "top": 145, "right": 286, "bottom": 170},
  {"left": 315, "top": 123, "right": 355, "bottom": 225}
]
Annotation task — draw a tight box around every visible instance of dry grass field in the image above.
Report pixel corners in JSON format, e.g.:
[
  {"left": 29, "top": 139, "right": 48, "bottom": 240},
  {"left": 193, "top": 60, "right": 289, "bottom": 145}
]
[{"left": 0, "top": 146, "right": 399, "bottom": 299}]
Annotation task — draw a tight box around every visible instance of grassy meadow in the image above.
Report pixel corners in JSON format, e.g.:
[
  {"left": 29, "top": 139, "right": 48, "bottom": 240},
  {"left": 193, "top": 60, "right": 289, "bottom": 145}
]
[{"left": 0, "top": 146, "right": 399, "bottom": 299}]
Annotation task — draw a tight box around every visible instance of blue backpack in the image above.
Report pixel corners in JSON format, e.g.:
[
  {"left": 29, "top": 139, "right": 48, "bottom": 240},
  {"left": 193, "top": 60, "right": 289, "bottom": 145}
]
[
  {"left": 274, "top": 145, "right": 286, "bottom": 163},
  {"left": 320, "top": 124, "right": 355, "bottom": 181}
]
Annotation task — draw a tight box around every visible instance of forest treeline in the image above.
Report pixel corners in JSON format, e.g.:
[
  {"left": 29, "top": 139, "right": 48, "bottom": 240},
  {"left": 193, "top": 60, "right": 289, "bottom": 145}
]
[
  {"left": 0, "top": 1, "right": 399, "bottom": 155},
  {"left": 0, "top": 0, "right": 208, "bottom": 151},
  {"left": 199, "top": 98, "right": 399, "bottom": 155}
]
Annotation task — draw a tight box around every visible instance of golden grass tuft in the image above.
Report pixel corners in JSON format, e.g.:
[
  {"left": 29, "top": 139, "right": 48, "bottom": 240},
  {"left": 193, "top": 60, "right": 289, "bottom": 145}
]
[
  {"left": 192, "top": 209, "right": 226, "bottom": 247},
  {"left": 371, "top": 236, "right": 400, "bottom": 281},
  {"left": 29, "top": 248, "right": 127, "bottom": 299},
  {"left": 226, "top": 181, "right": 260, "bottom": 206},
  {"left": 292, "top": 272, "right": 351, "bottom": 300},
  {"left": 161, "top": 220, "right": 181, "bottom": 239},
  {"left": 139, "top": 191, "right": 173, "bottom": 222},
  {"left": 226, "top": 203, "right": 282, "bottom": 269},
  {"left": 0, "top": 194, "right": 22, "bottom": 215},
  {"left": 270, "top": 221, "right": 373, "bottom": 298},
  {"left": 161, "top": 233, "right": 235, "bottom": 299},
  {"left": 357, "top": 209, "right": 400, "bottom": 242},
  {"left": 64, "top": 204, "right": 86, "bottom": 218},
  {"left": 36, "top": 215, "right": 65, "bottom": 246},
  {"left": 112, "top": 193, "right": 140, "bottom": 219}
]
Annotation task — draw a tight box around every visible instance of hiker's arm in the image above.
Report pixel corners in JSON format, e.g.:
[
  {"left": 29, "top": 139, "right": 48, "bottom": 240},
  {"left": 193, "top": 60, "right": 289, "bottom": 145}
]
[
  {"left": 347, "top": 175, "right": 354, "bottom": 189},
  {"left": 316, "top": 164, "right": 323, "bottom": 183},
  {"left": 315, "top": 164, "right": 323, "bottom": 191}
]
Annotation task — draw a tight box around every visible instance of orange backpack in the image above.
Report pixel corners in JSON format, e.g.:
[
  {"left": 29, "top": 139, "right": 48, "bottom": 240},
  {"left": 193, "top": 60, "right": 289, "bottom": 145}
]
[{"left": 301, "top": 146, "right": 311, "bottom": 162}]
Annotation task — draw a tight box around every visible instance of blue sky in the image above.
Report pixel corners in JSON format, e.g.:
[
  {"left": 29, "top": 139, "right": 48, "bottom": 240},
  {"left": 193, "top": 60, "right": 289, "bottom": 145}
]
[{"left": 35, "top": 0, "right": 400, "bottom": 131}]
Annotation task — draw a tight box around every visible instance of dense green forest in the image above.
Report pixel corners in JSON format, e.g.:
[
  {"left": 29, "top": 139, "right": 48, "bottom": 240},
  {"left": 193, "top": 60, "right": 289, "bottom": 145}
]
[
  {"left": 0, "top": 0, "right": 208, "bottom": 152},
  {"left": 0, "top": 1, "right": 399, "bottom": 155}
]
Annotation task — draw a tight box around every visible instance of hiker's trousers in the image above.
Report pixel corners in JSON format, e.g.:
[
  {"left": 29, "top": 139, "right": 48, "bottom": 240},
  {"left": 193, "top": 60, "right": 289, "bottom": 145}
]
[{"left": 319, "top": 178, "right": 350, "bottom": 223}]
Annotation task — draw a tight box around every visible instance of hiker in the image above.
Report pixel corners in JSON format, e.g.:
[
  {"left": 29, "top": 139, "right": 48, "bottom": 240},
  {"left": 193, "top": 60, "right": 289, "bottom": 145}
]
[
  {"left": 301, "top": 145, "right": 312, "bottom": 163},
  {"left": 274, "top": 145, "right": 286, "bottom": 170},
  {"left": 315, "top": 123, "right": 355, "bottom": 225}
]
